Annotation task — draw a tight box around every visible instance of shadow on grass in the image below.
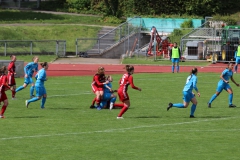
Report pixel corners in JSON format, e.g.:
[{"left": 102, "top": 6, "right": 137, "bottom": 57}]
[
  {"left": 187, "top": 116, "right": 231, "bottom": 118},
  {"left": 48, "top": 108, "right": 77, "bottom": 110}
]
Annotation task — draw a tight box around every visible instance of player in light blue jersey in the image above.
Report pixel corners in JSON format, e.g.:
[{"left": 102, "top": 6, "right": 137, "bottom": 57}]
[
  {"left": 234, "top": 43, "right": 240, "bottom": 73},
  {"left": 25, "top": 62, "right": 48, "bottom": 109},
  {"left": 167, "top": 68, "right": 200, "bottom": 118},
  {"left": 96, "top": 76, "right": 117, "bottom": 110},
  {"left": 208, "top": 63, "right": 239, "bottom": 108},
  {"left": 15, "top": 56, "right": 39, "bottom": 98}
]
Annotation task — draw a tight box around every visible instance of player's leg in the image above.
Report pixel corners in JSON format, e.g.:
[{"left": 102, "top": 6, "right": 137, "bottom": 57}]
[
  {"left": 16, "top": 77, "right": 29, "bottom": 92},
  {"left": 190, "top": 96, "right": 198, "bottom": 118},
  {"left": 208, "top": 84, "right": 223, "bottom": 108},
  {"left": 109, "top": 94, "right": 117, "bottom": 110},
  {"left": 0, "top": 94, "right": 8, "bottom": 118},
  {"left": 167, "top": 91, "right": 189, "bottom": 111},
  {"left": 30, "top": 78, "right": 35, "bottom": 98},
  {"left": 171, "top": 59, "right": 175, "bottom": 73},
  {"left": 25, "top": 86, "right": 41, "bottom": 108},
  {"left": 117, "top": 99, "right": 130, "bottom": 119},
  {"left": 176, "top": 60, "right": 180, "bottom": 73},
  {"left": 226, "top": 86, "right": 236, "bottom": 107},
  {"left": 41, "top": 87, "right": 47, "bottom": 109}
]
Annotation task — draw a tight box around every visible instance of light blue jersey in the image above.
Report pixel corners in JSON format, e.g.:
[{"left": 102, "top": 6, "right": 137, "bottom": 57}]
[
  {"left": 24, "top": 62, "right": 38, "bottom": 77},
  {"left": 219, "top": 69, "right": 232, "bottom": 86},
  {"left": 183, "top": 74, "right": 198, "bottom": 93},
  {"left": 35, "top": 68, "right": 47, "bottom": 87}
]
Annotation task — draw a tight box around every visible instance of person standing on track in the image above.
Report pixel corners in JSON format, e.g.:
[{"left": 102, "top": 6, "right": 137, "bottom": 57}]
[
  {"left": 208, "top": 62, "right": 239, "bottom": 108},
  {"left": 234, "top": 42, "right": 240, "bottom": 73},
  {"left": 170, "top": 42, "right": 181, "bottom": 73},
  {"left": 25, "top": 62, "right": 49, "bottom": 109},
  {"left": 167, "top": 67, "right": 200, "bottom": 118},
  {"left": 7, "top": 55, "right": 17, "bottom": 99},
  {"left": 15, "top": 56, "right": 39, "bottom": 98},
  {"left": 115, "top": 65, "right": 141, "bottom": 119}
]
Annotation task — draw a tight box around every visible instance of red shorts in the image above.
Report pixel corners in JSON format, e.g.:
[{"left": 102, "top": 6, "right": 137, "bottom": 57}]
[
  {"left": 8, "top": 75, "right": 16, "bottom": 86},
  {"left": 118, "top": 89, "right": 129, "bottom": 102},
  {"left": 91, "top": 85, "right": 103, "bottom": 93},
  {"left": 0, "top": 92, "right": 7, "bottom": 102}
]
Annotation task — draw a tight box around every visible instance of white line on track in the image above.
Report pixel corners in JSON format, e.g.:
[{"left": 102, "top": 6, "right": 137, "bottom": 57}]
[{"left": 1, "top": 117, "right": 236, "bottom": 141}]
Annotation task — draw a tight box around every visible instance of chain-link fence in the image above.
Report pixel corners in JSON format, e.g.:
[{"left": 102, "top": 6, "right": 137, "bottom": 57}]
[
  {"left": 0, "top": 40, "right": 66, "bottom": 57},
  {"left": 0, "top": 0, "right": 39, "bottom": 9}
]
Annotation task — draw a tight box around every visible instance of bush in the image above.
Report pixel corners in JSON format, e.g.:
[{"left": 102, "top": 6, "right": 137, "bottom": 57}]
[{"left": 180, "top": 19, "right": 193, "bottom": 28}]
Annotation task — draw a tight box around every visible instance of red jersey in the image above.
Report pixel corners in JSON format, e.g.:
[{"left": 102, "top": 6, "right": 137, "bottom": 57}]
[
  {"left": 118, "top": 73, "right": 139, "bottom": 92},
  {"left": 8, "top": 61, "right": 15, "bottom": 75},
  {"left": 92, "top": 73, "right": 106, "bottom": 88},
  {"left": 0, "top": 74, "right": 10, "bottom": 92}
]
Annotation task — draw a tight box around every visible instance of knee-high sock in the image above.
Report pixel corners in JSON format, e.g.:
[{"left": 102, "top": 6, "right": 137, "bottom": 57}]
[
  {"left": 229, "top": 93, "right": 233, "bottom": 105},
  {"left": 235, "top": 65, "right": 238, "bottom": 72},
  {"left": 209, "top": 94, "right": 217, "bottom": 104},
  {"left": 114, "top": 103, "right": 124, "bottom": 108},
  {"left": 173, "top": 103, "right": 185, "bottom": 108},
  {"left": 172, "top": 66, "right": 175, "bottom": 72},
  {"left": 30, "top": 86, "right": 35, "bottom": 96},
  {"left": 91, "top": 97, "right": 96, "bottom": 106},
  {"left": 190, "top": 104, "right": 196, "bottom": 116},
  {"left": 177, "top": 66, "right": 179, "bottom": 72},
  {"left": 16, "top": 86, "right": 24, "bottom": 92},
  {"left": 12, "top": 90, "right": 16, "bottom": 98},
  {"left": 118, "top": 105, "right": 128, "bottom": 117},
  {"left": 0, "top": 105, "right": 7, "bottom": 115},
  {"left": 41, "top": 97, "right": 46, "bottom": 108},
  {"left": 96, "top": 97, "right": 100, "bottom": 106},
  {"left": 28, "top": 97, "right": 39, "bottom": 104}
]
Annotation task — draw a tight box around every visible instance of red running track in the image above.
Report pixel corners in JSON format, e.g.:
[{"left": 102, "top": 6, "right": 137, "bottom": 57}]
[{"left": 45, "top": 63, "right": 227, "bottom": 76}]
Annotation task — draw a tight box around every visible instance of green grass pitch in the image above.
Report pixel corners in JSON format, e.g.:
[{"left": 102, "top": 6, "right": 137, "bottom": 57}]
[{"left": 0, "top": 73, "right": 240, "bottom": 160}]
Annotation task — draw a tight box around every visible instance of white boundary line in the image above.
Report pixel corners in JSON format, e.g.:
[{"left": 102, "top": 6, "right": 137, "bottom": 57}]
[{"left": 1, "top": 117, "right": 236, "bottom": 141}]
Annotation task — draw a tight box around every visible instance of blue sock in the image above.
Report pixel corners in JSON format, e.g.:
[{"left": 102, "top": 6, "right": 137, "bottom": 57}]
[
  {"left": 41, "top": 97, "right": 46, "bottom": 108},
  {"left": 172, "top": 66, "right": 175, "bottom": 72},
  {"left": 110, "top": 97, "right": 116, "bottom": 103},
  {"left": 28, "top": 97, "right": 39, "bottom": 104},
  {"left": 235, "top": 65, "right": 238, "bottom": 72},
  {"left": 190, "top": 104, "right": 196, "bottom": 116},
  {"left": 177, "top": 66, "right": 179, "bottom": 72},
  {"left": 16, "top": 86, "right": 24, "bottom": 92},
  {"left": 229, "top": 93, "right": 233, "bottom": 105},
  {"left": 173, "top": 103, "right": 184, "bottom": 108},
  {"left": 30, "top": 86, "right": 35, "bottom": 96},
  {"left": 209, "top": 94, "right": 217, "bottom": 104}
]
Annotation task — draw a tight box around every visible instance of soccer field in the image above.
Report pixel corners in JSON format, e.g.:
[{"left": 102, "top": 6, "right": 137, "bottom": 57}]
[{"left": 1, "top": 73, "right": 240, "bottom": 160}]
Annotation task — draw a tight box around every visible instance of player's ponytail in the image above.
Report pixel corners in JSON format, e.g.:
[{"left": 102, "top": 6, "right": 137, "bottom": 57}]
[
  {"left": 125, "top": 65, "right": 134, "bottom": 73},
  {"left": 191, "top": 67, "right": 198, "bottom": 75},
  {"left": 40, "top": 62, "right": 48, "bottom": 68},
  {"left": 97, "top": 66, "right": 105, "bottom": 74}
]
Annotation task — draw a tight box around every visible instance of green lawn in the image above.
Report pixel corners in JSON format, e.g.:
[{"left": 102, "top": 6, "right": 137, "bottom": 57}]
[
  {"left": 1, "top": 73, "right": 240, "bottom": 159},
  {"left": 0, "top": 55, "right": 58, "bottom": 63}
]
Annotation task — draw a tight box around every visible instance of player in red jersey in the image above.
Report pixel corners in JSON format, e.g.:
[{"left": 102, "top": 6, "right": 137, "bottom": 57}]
[
  {"left": 90, "top": 67, "right": 109, "bottom": 109},
  {"left": 0, "top": 66, "right": 11, "bottom": 118},
  {"left": 7, "top": 55, "right": 17, "bottom": 99},
  {"left": 114, "top": 65, "right": 141, "bottom": 119}
]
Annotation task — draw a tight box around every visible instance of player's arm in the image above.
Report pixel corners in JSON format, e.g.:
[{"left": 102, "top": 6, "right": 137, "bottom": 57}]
[
  {"left": 220, "top": 71, "right": 228, "bottom": 83},
  {"left": 94, "top": 75, "right": 105, "bottom": 87},
  {"left": 8, "top": 63, "right": 14, "bottom": 74},
  {"left": 230, "top": 76, "right": 239, "bottom": 86},
  {"left": 129, "top": 76, "right": 141, "bottom": 91},
  {"left": 178, "top": 48, "right": 181, "bottom": 57},
  {"left": 193, "top": 77, "right": 200, "bottom": 97},
  {"left": 3, "top": 76, "right": 10, "bottom": 91}
]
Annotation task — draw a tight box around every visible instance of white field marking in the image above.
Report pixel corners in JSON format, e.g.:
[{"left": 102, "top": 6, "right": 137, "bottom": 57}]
[
  {"left": 48, "top": 93, "right": 91, "bottom": 98},
  {"left": 1, "top": 117, "right": 236, "bottom": 141}
]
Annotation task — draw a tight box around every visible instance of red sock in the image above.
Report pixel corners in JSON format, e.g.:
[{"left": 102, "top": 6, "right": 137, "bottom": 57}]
[
  {"left": 114, "top": 103, "right": 124, "bottom": 108},
  {"left": 118, "top": 106, "right": 128, "bottom": 117},
  {"left": 96, "top": 98, "right": 100, "bottom": 106},
  {"left": 0, "top": 105, "right": 7, "bottom": 115},
  {"left": 12, "top": 90, "right": 16, "bottom": 98},
  {"left": 91, "top": 97, "right": 96, "bottom": 106}
]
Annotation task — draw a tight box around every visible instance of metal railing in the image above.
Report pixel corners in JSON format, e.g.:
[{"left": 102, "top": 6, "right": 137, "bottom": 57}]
[{"left": 0, "top": 40, "right": 66, "bottom": 57}]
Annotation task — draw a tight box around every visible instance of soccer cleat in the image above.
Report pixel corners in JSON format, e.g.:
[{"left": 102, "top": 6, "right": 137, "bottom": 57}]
[
  {"left": 109, "top": 103, "right": 114, "bottom": 110},
  {"left": 12, "top": 97, "right": 16, "bottom": 100},
  {"left": 190, "top": 115, "right": 195, "bottom": 118},
  {"left": 167, "top": 103, "right": 173, "bottom": 111},
  {"left": 229, "top": 104, "right": 236, "bottom": 108},
  {"left": 207, "top": 102, "right": 211, "bottom": 108},
  {"left": 0, "top": 115, "right": 5, "bottom": 119},
  {"left": 117, "top": 117, "right": 124, "bottom": 119},
  {"left": 89, "top": 105, "right": 95, "bottom": 109},
  {"left": 25, "top": 100, "right": 29, "bottom": 108},
  {"left": 97, "top": 106, "right": 101, "bottom": 110},
  {"left": 30, "top": 95, "right": 35, "bottom": 98}
]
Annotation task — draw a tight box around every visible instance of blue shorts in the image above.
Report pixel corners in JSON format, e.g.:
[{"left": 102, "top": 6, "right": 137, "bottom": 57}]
[
  {"left": 24, "top": 76, "right": 34, "bottom": 85},
  {"left": 182, "top": 91, "right": 194, "bottom": 103},
  {"left": 35, "top": 86, "right": 46, "bottom": 97},
  {"left": 102, "top": 93, "right": 112, "bottom": 101},
  {"left": 236, "top": 57, "right": 240, "bottom": 64},
  {"left": 216, "top": 82, "right": 231, "bottom": 92},
  {"left": 172, "top": 58, "right": 180, "bottom": 63}
]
